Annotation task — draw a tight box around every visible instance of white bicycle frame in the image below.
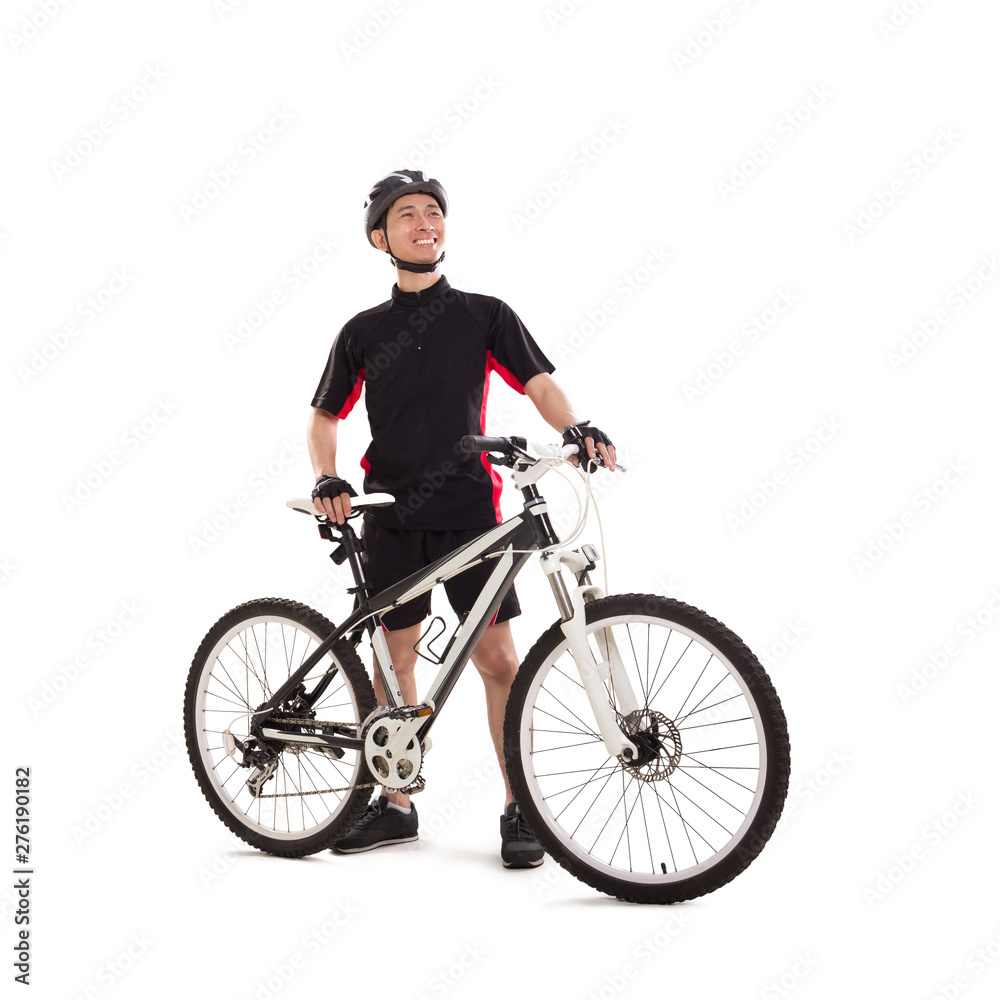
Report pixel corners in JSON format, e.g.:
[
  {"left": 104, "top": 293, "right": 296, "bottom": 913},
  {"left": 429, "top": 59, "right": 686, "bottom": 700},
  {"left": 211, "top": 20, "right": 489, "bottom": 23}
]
[
  {"left": 274, "top": 440, "right": 639, "bottom": 762},
  {"left": 362, "top": 441, "right": 641, "bottom": 761}
]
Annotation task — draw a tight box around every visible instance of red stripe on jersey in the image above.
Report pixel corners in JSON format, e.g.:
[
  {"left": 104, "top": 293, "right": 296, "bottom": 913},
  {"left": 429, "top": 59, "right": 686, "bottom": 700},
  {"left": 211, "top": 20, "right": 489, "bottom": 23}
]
[
  {"left": 337, "top": 368, "right": 366, "bottom": 418},
  {"left": 480, "top": 359, "right": 504, "bottom": 523},
  {"left": 360, "top": 454, "right": 371, "bottom": 475},
  {"left": 486, "top": 350, "right": 526, "bottom": 394}
]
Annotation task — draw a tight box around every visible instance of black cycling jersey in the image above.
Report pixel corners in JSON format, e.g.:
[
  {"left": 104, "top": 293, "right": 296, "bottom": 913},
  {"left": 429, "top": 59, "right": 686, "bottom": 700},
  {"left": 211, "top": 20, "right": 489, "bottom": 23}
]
[{"left": 311, "top": 275, "right": 554, "bottom": 530}]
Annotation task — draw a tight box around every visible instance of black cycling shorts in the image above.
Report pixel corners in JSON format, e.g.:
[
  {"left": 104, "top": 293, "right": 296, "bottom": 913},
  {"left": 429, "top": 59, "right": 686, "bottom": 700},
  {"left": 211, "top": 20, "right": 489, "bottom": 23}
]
[{"left": 360, "top": 521, "right": 521, "bottom": 632}]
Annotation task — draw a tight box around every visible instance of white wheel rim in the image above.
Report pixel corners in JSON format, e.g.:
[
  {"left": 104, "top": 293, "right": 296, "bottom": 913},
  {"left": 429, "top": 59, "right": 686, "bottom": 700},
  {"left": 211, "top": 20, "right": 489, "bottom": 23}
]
[{"left": 518, "top": 614, "right": 770, "bottom": 885}]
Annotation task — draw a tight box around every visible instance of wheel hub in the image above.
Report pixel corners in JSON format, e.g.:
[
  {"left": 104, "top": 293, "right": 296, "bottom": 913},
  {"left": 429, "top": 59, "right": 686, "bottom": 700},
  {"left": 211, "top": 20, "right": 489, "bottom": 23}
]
[{"left": 621, "top": 710, "right": 682, "bottom": 781}]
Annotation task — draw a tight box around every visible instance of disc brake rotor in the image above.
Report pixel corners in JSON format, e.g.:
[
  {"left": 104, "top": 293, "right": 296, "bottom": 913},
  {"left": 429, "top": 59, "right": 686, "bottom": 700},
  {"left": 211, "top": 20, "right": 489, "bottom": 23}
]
[{"left": 621, "top": 709, "right": 682, "bottom": 781}]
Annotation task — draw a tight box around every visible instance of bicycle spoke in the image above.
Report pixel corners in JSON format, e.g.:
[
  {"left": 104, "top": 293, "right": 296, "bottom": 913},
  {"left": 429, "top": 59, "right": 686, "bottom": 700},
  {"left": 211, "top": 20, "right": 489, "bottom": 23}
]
[
  {"left": 538, "top": 685, "right": 603, "bottom": 741},
  {"left": 550, "top": 662, "right": 587, "bottom": 691},
  {"left": 671, "top": 761, "right": 751, "bottom": 816},
  {"left": 667, "top": 778, "right": 736, "bottom": 840},
  {"left": 540, "top": 762, "right": 618, "bottom": 801},
  {"left": 680, "top": 715, "right": 753, "bottom": 732},
  {"left": 610, "top": 767, "right": 641, "bottom": 872},
  {"left": 530, "top": 739, "right": 602, "bottom": 754},
  {"left": 543, "top": 754, "right": 616, "bottom": 821},
  {"left": 660, "top": 778, "right": 711, "bottom": 856},
  {"left": 282, "top": 624, "right": 296, "bottom": 680},
  {"left": 202, "top": 690, "right": 252, "bottom": 712},
  {"left": 653, "top": 783, "right": 677, "bottom": 873},
  {"left": 673, "top": 652, "right": 713, "bottom": 720},
  {"left": 644, "top": 624, "right": 651, "bottom": 703},
  {"left": 588, "top": 783, "right": 626, "bottom": 854},
  {"left": 530, "top": 727, "right": 604, "bottom": 737},
  {"left": 532, "top": 764, "right": 623, "bottom": 779},
  {"left": 532, "top": 704, "right": 601, "bottom": 741},
  {"left": 638, "top": 783, "right": 655, "bottom": 874},
  {"left": 643, "top": 626, "right": 674, "bottom": 708},
  {"left": 677, "top": 753, "right": 759, "bottom": 794},
  {"left": 646, "top": 634, "right": 692, "bottom": 707},
  {"left": 674, "top": 691, "right": 743, "bottom": 726},
  {"left": 676, "top": 670, "right": 729, "bottom": 728}
]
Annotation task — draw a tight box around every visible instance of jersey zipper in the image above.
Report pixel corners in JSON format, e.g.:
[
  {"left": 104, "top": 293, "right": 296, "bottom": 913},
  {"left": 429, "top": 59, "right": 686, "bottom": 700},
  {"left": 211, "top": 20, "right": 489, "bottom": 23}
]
[{"left": 415, "top": 287, "right": 422, "bottom": 351}]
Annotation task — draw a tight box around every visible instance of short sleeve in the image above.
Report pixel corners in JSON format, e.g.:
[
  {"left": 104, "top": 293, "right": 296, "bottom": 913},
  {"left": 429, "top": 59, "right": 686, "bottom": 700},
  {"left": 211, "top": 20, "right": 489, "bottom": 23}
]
[
  {"left": 311, "top": 326, "right": 365, "bottom": 418},
  {"left": 486, "top": 299, "right": 555, "bottom": 393}
]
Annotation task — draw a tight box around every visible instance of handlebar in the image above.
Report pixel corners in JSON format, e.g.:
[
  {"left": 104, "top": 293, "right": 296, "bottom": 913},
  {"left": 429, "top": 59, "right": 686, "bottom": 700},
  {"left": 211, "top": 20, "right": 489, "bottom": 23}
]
[
  {"left": 459, "top": 434, "right": 624, "bottom": 472},
  {"left": 459, "top": 435, "right": 517, "bottom": 455}
]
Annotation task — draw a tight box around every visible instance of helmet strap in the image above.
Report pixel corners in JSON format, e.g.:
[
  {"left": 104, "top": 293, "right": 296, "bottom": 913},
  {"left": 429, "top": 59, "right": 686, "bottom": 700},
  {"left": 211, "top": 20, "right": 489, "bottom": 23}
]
[{"left": 383, "top": 232, "right": 445, "bottom": 273}]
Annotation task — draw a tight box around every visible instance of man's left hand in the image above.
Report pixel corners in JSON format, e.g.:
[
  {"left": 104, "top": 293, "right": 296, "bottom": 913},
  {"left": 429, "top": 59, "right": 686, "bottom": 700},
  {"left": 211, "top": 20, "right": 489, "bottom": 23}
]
[{"left": 562, "top": 421, "right": 616, "bottom": 472}]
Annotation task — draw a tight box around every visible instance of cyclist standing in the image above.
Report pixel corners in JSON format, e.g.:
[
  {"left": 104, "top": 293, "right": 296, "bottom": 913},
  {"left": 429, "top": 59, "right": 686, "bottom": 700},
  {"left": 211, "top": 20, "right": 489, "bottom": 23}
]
[{"left": 307, "top": 169, "right": 615, "bottom": 867}]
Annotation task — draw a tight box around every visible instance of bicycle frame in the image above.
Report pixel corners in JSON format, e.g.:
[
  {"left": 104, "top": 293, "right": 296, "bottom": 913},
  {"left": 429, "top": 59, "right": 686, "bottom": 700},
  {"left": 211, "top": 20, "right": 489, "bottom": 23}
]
[{"left": 258, "top": 455, "right": 641, "bottom": 761}]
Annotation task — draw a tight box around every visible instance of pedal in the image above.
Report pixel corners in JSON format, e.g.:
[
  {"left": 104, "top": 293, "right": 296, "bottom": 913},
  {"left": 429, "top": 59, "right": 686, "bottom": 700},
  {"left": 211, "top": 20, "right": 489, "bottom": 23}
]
[
  {"left": 401, "top": 701, "right": 435, "bottom": 720},
  {"left": 400, "top": 774, "right": 426, "bottom": 795}
]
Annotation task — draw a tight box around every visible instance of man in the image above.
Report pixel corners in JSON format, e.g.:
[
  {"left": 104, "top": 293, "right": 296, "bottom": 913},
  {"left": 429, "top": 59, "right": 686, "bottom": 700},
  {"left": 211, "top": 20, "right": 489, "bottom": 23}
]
[{"left": 307, "top": 169, "right": 615, "bottom": 867}]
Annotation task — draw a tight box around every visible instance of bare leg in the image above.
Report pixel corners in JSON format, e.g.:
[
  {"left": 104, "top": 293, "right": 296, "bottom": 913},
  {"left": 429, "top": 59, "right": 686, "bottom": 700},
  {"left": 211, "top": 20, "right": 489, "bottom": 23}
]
[
  {"left": 469, "top": 621, "right": 521, "bottom": 809},
  {"left": 371, "top": 623, "right": 421, "bottom": 809}
]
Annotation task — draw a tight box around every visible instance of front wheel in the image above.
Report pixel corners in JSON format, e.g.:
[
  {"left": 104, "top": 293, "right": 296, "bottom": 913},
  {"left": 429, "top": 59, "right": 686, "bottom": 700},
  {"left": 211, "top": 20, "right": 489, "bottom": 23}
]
[
  {"left": 504, "top": 594, "right": 790, "bottom": 903},
  {"left": 184, "top": 598, "right": 376, "bottom": 857}
]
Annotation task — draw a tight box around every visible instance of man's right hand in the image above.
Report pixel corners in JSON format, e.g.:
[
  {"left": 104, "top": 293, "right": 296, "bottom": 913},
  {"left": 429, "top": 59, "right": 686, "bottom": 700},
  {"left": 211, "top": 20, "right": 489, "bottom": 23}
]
[{"left": 311, "top": 474, "right": 357, "bottom": 524}]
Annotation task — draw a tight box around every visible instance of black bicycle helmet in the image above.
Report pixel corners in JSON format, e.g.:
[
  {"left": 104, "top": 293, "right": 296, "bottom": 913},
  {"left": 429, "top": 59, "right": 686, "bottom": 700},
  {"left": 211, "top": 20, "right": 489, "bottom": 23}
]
[{"left": 363, "top": 169, "right": 449, "bottom": 272}]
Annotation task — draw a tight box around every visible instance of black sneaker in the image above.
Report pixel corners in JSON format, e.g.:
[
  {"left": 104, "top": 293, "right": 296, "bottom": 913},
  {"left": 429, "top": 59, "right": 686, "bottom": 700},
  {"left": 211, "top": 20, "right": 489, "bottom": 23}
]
[
  {"left": 331, "top": 795, "right": 418, "bottom": 854},
  {"left": 500, "top": 802, "right": 544, "bottom": 868}
]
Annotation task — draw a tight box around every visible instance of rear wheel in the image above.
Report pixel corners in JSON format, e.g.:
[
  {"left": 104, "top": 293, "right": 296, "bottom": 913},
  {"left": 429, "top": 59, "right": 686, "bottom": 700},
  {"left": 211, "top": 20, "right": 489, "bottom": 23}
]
[
  {"left": 184, "top": 598, "right": 376, "bottom": 856},
  {"left": 504, "top": 594, "right": 790, "bottom": 903}
]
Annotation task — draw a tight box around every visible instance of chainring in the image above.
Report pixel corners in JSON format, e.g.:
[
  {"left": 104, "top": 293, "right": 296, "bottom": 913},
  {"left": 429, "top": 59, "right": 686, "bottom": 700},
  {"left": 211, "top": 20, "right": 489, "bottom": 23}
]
[{"left": 362, "top": 709, "right": 425, "bottom": 791}]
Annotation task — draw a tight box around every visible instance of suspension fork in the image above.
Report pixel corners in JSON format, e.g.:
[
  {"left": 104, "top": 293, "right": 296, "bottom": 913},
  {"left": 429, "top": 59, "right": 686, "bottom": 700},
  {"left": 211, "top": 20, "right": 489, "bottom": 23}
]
[
  {"left": 559, "top": 584, "right": 640, "bottom": 760},
  {"left": 540, "top": 554, "right": 640, "bottom": 760},
  {"left": 522, "top": 480, "right": 639, "bottom": 759}
]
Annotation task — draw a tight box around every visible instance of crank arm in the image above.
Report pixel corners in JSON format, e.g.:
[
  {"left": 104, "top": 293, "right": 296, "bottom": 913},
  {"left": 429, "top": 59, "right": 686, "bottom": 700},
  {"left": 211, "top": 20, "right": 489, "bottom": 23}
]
[{"left": 383, "top": 703, "right": 434, "bottom": 761}]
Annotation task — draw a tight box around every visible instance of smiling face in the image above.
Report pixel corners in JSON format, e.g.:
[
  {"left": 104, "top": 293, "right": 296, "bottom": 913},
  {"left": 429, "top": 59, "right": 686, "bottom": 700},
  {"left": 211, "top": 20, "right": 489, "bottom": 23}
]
[{"left": 372, "top": 192, "right": 445, "bottom": 265}]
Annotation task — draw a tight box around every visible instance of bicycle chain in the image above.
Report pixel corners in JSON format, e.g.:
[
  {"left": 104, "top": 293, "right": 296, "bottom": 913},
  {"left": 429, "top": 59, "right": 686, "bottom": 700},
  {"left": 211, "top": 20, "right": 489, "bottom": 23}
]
[{"left": 252, "top": 714, "right": 425, "bottom": 799}]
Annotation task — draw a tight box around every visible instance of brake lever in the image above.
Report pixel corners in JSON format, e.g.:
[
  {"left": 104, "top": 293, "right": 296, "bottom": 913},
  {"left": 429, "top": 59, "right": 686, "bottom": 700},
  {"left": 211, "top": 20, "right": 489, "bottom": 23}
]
[{"left": 575, "top": 452, "right": 627, "bottom": 474}]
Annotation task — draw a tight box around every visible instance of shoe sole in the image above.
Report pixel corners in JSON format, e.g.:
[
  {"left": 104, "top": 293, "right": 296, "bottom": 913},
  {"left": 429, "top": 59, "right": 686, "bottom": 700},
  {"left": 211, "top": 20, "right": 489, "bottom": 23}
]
[
  {"left": 331, "top": 833, "right": 418, "bottom": 854},
  {"left": 502, "top": 854, "right": 544, "bottom": 869}
]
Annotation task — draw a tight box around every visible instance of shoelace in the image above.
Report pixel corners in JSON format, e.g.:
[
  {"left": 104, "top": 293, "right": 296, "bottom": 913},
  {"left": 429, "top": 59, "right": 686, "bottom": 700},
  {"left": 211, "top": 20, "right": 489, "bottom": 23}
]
[
  {"left": 505, "top": 808, "right": 534, "bottom": 841},
  {"left": 355, "top": 800, "right": 387, "bottom": 829}
]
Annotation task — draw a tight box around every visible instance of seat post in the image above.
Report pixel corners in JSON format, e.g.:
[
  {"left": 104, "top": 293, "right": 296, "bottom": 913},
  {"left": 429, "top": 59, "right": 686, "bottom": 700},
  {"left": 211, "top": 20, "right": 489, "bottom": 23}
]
[{"left": 335, "top": 520, "right": 372, "bottom": 601}]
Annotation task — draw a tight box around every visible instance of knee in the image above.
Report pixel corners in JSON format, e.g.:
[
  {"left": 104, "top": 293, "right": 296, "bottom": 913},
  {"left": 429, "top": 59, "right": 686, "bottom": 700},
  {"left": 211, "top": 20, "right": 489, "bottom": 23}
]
[
  {"left": 392, "top": 659, "right": 415, "bottom": 684},
  {"left": 475, "top": 648, "right": 519, "bottom": 685}
]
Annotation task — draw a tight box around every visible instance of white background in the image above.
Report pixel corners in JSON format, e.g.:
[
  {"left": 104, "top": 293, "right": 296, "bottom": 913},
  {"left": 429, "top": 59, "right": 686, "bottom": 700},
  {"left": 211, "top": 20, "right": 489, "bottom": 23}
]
[{"left": 5, "top": 0, "right": 1000, "bottom": 997}]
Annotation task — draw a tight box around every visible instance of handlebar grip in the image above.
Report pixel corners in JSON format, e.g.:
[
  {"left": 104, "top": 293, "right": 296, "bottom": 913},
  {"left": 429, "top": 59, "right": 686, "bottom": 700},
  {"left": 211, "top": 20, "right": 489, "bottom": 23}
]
[{"left": 459, "top": 435, "right": 511, "bottom": 454}]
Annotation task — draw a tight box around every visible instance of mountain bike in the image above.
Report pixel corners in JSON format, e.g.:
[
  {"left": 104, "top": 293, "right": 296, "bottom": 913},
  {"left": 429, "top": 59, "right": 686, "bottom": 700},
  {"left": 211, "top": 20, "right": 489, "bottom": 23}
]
[{"left": 184, "top": 435, "right": 790, "bottom": 903}]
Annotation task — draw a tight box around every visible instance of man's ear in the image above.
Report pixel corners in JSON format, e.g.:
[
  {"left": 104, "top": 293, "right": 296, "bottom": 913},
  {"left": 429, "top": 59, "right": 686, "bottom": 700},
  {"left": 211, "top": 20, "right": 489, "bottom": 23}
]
[{"left": 371, "top": 228, "right": 389, "bottom": 252}]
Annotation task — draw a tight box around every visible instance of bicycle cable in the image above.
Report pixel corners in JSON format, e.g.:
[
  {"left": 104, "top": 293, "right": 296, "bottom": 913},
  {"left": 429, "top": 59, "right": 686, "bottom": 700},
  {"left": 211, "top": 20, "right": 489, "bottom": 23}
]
[
  {"left": 448, "top": 454, "right": 611, "bottom": 595},
  {"left": 558, "top": 457, "right": 611, "bottom": 596}
]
